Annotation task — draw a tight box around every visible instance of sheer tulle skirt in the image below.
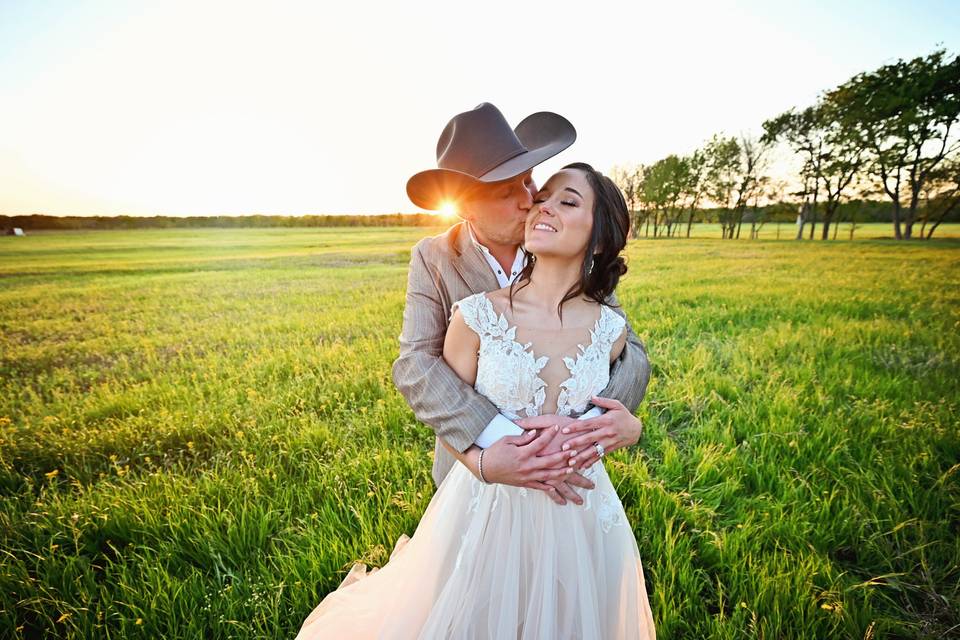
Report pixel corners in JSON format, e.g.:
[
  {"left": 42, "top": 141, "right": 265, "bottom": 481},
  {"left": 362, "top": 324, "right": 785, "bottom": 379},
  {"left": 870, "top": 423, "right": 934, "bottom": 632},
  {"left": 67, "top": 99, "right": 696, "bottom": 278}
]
[{"left": 294, "top": 460, "right": 656, "bottom": 640}]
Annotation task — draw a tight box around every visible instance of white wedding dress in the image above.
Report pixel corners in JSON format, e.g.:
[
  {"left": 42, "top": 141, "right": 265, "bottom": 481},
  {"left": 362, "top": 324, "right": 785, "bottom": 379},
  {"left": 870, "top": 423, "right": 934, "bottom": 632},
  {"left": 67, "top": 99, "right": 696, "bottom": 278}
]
[{"left": 294, "top": 292, "right": 657, "bottom": 639}]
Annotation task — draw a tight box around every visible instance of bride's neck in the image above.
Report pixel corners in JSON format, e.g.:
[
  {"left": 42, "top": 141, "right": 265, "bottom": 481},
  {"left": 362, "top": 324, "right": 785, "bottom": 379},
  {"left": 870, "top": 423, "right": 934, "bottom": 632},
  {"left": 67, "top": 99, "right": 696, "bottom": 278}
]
[{"left": 522, "top": 255, "right": 585, "bottom": 316}]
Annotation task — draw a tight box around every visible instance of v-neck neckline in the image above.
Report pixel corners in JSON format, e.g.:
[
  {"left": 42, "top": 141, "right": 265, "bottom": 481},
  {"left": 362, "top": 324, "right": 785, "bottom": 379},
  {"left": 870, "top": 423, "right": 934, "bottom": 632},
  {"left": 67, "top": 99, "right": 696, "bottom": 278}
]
[{"left": 478, "top": 293, "right": 610, "bottom": 416}]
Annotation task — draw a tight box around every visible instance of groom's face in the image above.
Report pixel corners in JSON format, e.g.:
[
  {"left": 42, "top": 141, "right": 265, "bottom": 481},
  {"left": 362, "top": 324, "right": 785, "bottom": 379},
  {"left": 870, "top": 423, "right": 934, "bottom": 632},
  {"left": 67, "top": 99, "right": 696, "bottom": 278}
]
[{"left": 462, "top": 170, "right": 537, "bottom": 246}]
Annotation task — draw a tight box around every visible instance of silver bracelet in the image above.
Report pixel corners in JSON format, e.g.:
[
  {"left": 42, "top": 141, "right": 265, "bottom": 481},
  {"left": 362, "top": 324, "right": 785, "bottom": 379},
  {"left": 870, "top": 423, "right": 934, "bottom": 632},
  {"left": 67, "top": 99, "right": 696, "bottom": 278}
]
[{"left": 477, "top": 449, "right": 490, "bottom": 484}]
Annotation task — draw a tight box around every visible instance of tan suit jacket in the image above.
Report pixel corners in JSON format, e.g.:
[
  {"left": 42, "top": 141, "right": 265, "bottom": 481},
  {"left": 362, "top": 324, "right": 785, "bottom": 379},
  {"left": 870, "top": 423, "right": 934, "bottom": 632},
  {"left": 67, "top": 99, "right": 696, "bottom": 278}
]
[{"left": 391, "top": 221, "right": 651, "bottom": 487}]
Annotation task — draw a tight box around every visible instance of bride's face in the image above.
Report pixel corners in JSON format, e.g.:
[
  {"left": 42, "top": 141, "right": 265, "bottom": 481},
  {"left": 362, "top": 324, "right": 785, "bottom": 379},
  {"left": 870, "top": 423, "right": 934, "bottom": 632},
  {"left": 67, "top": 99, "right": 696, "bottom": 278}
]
[{"left": 523, "top": 168, "right": 594, "bottom": 260}]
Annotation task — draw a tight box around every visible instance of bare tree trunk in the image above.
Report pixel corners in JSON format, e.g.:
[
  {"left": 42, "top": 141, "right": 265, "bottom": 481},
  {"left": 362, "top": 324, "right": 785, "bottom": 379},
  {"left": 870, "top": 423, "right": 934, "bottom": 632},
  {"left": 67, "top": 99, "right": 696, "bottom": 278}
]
[
  {"left": 904, "top": 198, "right": 916, "bottom": 239},
  {"left": 821, "top": 201, "right": 839, "bottom": 240},
  {"left": 926, "top": 199, "right": 959, "bottom": 239}
]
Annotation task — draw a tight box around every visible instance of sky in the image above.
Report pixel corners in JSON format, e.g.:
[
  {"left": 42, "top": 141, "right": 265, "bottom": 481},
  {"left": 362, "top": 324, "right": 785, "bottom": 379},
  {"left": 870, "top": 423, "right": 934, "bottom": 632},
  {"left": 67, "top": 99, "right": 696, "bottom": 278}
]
[{"left": 0, "top": 0, "right": 957, "bottom": 216}]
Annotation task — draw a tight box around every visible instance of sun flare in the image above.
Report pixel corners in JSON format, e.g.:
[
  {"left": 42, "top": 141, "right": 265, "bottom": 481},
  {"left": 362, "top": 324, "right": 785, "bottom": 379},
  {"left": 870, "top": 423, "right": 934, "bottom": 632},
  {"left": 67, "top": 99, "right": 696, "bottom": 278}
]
[{"left": 438, "top": 201, "right": 459, "bottom": 219}]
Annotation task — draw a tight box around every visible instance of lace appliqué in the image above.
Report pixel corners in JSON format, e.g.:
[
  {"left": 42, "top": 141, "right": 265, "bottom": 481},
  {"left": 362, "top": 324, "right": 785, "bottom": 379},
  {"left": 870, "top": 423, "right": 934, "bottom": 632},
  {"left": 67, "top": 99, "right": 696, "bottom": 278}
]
[
  {"left": 451, "top": 293, "right": 627, "bottom": 534},
  {"left": 467, "top": 477, "right": 483, "bottom": 514},
  {"left": 452, "top": 294, "right": 548, "bottom": 418},
  {"left": 556, "top": 305, "right": 626, "bottom": 416},
  {"left": 580, "top": 463, "right": 625, "bottom": 533}
]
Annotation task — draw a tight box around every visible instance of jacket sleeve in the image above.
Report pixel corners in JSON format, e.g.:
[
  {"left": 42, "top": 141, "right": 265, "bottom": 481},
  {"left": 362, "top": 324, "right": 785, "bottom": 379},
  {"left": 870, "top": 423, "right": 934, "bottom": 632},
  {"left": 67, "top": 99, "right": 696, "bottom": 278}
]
[
  {"left": 391, "top": 241, "right": 500, "bottom": 453},
  {"left": 597, "top": 290, "right": 651, "bottom": 414}
]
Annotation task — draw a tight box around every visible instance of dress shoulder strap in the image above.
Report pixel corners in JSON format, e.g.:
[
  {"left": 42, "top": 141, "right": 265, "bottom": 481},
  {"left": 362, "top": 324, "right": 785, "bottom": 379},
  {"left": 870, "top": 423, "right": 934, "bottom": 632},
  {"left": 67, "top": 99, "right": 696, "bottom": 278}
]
[
  {"left": 596, "top": 305, "right": 627, "bottom": 347},
  {"left": 450, "top": 293, "right": 511, "bottom": 340}
]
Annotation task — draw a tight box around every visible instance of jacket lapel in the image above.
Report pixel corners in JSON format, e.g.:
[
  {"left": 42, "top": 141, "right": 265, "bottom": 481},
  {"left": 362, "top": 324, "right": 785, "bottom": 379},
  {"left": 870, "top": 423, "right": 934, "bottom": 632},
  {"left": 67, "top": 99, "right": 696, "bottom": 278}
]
[{"left": 449, "top": 222, "right": 499, "bottom": 294}]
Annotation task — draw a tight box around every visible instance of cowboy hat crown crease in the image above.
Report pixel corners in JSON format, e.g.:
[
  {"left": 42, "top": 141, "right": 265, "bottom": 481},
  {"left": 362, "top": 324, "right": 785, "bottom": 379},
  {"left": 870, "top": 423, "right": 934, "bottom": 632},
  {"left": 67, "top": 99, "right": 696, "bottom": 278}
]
[{"left": 406, "top": 102, "right": 576, "bottom": 211}]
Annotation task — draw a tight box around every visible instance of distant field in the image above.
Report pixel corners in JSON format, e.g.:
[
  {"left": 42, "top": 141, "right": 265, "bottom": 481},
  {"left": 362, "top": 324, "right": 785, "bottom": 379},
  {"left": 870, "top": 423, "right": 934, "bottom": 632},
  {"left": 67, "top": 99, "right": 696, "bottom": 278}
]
[{"left": 1, "top": 227, "right": 958, "bottom": 639}]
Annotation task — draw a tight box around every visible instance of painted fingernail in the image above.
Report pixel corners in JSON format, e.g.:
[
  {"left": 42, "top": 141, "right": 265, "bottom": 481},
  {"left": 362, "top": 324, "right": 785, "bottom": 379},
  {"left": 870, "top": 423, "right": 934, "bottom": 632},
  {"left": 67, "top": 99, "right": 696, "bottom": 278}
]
[
  {"left": 562, "top": 428, "right": 570, "bottom": 434},
  {"left": 565, "top": 468, "right": 572, "bottom": 474},
  {"left": 562, "top": 444, "right": 569, "bottom": 451},
  {"left": 568, "top": 458, "right": 576, "bottom": 466},
  {"left": 554, "top": 425, "right": 559, "bottom": 431}
]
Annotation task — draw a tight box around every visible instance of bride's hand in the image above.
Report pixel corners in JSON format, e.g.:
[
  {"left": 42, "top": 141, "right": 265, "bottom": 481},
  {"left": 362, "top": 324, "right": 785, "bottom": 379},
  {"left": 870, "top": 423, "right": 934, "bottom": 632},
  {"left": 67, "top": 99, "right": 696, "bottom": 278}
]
[
  {"left": 481, "top": 426, "right": 579, "bottom": 493},
  {"left": 558, "top": 396, "right": 644, "bottom": 470}
]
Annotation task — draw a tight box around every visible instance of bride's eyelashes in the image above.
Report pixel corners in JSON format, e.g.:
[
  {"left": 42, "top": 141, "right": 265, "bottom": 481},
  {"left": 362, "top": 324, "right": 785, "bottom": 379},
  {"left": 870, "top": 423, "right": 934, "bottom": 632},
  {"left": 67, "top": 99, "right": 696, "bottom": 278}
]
[{"left": 533, "top": 195, "right": 579, "bottom": 207}]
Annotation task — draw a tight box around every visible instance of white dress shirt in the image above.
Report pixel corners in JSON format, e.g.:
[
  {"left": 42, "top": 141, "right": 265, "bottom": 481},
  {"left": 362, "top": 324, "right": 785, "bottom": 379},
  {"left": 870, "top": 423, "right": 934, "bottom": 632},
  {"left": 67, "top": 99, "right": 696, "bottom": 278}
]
[
  {"left": 464, "top": 222, "right": 602, "bottom": 448},
  {"left": 465, "top": 222, "right": 527, "bottom": 288}
]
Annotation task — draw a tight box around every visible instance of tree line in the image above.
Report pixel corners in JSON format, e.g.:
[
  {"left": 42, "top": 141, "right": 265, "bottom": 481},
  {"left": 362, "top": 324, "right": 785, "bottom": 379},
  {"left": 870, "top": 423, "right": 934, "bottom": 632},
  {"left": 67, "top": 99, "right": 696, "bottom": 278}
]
[
  {"left": 612, "top": 47, "right": 960, "bottom": 241},
  {"left": 1, "top": 213, "right": 446, "bottom": 232}
]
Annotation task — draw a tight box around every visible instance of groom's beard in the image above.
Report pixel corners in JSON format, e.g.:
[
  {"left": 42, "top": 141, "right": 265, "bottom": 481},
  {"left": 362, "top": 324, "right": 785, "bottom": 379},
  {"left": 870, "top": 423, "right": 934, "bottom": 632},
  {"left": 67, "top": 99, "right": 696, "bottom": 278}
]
[
  {"left": 474, "top": 218, "right": 526, "bottom": 248},
  {"left": 505, "top": 221, "right": 526, "bottom": 246}
]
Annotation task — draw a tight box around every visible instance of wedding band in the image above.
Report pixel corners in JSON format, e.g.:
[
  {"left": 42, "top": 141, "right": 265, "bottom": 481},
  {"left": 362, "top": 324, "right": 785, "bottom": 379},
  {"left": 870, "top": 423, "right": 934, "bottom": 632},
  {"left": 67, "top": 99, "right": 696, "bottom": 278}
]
[{"left": 594, "top": 443, "right": 605, "bottom": 458}]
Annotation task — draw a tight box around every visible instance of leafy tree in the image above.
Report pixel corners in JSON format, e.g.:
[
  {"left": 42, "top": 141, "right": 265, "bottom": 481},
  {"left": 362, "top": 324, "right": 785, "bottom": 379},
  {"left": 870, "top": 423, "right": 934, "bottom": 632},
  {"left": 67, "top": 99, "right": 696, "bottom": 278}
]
[
  {"left": 704, "top": 134, "right": 771, "bottom": 239},
  {"left": 641, "top": 156, "right": 685, "bottom": 238},
  {"left": 919, "top": 156, "right": 960, "bottom": 239},
  {"left": 827, "top": 48, "right": 960, "bottom": 239},
  {"left": 681, "top": 149, "right": 708, "bottom": 238},
  {"left": 763, "top": 107, "right": 823, "bottom": 239},
  {"left": 610, "top": 164, "right": 645, "bottom": 238}
]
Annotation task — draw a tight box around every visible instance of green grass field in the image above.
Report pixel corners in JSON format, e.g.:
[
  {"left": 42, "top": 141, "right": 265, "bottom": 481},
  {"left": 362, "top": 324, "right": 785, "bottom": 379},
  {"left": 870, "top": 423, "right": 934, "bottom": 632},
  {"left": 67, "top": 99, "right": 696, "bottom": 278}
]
[{"left": 1, "top": 225, "right": 958, "bottom": 639}]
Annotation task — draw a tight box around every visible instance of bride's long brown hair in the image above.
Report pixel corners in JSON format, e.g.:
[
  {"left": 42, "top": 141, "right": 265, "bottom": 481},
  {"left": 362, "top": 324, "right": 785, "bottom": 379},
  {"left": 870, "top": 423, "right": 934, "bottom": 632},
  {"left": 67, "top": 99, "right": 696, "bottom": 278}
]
[{"left": 508, "top": 162, "right": 630, "bottom": 322}]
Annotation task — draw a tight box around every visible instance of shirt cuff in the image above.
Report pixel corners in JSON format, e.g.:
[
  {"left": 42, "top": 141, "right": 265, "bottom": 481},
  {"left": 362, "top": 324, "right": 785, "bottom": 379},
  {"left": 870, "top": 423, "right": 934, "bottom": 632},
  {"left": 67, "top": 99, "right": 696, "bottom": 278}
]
[
  {"left": 474, "top": 413, "right": 524, "bottom": 449},
  {"left": 577, "top": 406, "right": 604, "bottom": 420}
]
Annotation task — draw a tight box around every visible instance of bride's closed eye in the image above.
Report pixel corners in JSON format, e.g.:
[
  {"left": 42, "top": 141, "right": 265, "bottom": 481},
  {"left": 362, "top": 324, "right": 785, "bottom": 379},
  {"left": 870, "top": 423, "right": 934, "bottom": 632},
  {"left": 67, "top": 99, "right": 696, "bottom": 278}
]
[{"left": 533, "top": 195, "right": 578, "bottom": 207}]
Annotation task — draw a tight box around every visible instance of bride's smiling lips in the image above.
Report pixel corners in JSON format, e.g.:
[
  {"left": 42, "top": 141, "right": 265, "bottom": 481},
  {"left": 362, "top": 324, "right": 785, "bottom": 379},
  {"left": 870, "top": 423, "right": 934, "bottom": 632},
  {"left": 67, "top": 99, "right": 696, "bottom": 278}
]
[{"left": 532, "top": 220, "right": 558, "bottom": 233}]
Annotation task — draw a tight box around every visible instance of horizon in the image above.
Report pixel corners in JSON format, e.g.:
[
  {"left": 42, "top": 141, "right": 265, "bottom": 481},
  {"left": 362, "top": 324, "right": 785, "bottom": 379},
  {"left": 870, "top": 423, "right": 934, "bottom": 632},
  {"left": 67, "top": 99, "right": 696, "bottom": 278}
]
[{"left": 1, "top": 0, "right": 958, "bottom": 217}]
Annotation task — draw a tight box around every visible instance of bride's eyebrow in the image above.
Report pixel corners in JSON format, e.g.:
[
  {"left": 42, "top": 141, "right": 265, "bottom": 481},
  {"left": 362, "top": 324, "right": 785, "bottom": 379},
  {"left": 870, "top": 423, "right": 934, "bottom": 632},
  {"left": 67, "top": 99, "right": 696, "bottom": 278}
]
[{"left": 564, "top": 187, "right": 582, "bottom": 197}]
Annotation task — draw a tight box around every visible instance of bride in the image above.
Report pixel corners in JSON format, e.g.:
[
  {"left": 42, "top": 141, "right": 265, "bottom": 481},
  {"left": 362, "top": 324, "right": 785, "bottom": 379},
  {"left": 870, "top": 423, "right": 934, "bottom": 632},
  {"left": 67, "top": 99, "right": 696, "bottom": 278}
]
[{"left": 294, "top": 163, "right": 657, "bottom": 639}]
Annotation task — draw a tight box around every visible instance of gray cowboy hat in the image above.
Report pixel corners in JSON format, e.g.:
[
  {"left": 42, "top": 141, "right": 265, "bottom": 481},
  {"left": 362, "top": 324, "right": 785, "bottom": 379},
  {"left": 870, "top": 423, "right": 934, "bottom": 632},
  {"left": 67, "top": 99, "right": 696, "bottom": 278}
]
[{"left": 406, "top": 102, "right": 577, "bottom": 211}]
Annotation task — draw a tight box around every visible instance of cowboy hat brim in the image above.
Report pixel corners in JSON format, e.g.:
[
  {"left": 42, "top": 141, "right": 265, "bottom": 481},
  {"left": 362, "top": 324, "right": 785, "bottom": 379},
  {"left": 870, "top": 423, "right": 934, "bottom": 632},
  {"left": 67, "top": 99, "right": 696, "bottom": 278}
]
[{"left": 406, "top": 111, "right": 576, "bottom": 211}]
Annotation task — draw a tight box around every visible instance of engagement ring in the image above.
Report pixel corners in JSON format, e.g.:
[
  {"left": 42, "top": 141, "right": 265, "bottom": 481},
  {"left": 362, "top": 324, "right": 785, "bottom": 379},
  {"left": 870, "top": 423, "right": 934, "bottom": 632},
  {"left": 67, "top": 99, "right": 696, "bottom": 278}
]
[{"left": 594, "top": 443, "right": 605, "bottom": 458}]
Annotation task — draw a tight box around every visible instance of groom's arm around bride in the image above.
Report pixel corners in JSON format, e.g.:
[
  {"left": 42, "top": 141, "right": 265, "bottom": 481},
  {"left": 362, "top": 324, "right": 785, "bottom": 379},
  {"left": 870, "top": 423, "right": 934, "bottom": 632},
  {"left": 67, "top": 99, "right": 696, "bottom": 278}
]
[
  {"left": 391, "top": 223, "right": 651, "bottom": 505},
  {"left": 393, "top": 102, "right": 651, "bottom": 506}
]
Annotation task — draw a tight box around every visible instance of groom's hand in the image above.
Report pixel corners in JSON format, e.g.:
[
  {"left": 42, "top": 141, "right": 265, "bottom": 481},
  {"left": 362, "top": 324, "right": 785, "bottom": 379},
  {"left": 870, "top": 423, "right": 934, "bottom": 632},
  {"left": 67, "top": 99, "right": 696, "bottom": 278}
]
[
  {"left": 481, "top": 426, "right": 593, "bottom": 506},
  {"left": 514, "top": 414, "right": 596, "bottom": 505}
]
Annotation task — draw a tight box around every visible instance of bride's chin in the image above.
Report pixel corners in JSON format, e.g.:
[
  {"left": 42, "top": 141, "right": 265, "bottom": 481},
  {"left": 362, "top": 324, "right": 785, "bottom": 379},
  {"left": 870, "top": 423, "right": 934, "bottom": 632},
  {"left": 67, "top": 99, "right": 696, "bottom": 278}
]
[{"left": 523, "top": 237, "right": 552, "bottom": 253}]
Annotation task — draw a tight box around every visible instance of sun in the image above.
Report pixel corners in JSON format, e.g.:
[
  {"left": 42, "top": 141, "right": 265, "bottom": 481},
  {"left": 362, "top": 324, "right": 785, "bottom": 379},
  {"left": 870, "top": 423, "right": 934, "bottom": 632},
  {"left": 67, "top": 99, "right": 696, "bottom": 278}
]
[{"left": 438, "top": 200, "right": 459, "bottom": 219}]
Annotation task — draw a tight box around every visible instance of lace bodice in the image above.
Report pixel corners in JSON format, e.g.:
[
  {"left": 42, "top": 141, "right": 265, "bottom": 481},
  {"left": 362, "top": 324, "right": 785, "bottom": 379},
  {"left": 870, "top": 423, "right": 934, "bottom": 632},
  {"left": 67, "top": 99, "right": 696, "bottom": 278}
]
[{"left": 450, "top": 292, "right": 626, "bottom": 420}]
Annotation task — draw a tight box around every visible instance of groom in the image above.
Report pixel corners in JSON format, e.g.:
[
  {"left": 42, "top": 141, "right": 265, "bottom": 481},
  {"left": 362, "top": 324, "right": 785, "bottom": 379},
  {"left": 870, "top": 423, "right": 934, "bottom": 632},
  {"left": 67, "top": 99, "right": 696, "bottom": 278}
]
[{"left": 394, "top": 103, "right": 651, "bottom": 506}]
